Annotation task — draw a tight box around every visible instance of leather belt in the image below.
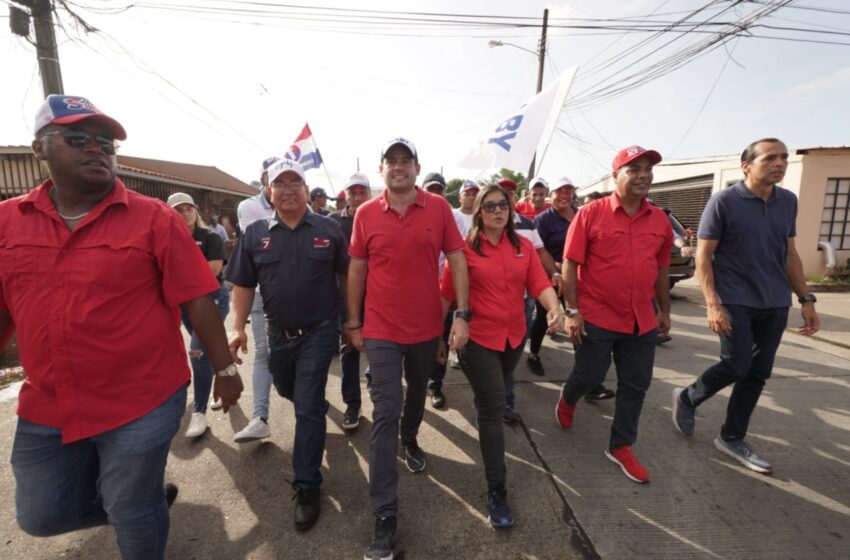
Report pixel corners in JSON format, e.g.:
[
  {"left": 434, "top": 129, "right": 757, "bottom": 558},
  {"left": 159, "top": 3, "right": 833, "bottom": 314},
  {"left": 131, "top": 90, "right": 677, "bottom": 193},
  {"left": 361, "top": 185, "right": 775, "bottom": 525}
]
[{"left": 269, "top": 319, "right": 332, "bottom": 340}]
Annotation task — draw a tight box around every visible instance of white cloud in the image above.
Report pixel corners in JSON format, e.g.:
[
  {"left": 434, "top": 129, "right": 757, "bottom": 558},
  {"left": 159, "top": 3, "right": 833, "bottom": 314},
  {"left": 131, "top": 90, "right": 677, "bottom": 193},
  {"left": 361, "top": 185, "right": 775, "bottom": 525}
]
[{"left": 783, "top": 66, "right": 850, "bottom": 97}]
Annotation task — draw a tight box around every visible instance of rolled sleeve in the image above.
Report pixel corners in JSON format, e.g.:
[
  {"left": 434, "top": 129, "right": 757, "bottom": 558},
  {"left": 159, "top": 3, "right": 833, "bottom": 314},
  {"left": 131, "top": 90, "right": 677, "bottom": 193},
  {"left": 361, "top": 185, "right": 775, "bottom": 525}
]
[
  {"left": 563, "top": 209, "right": 589, "bottom": 264},
  {"left": 157, "top": 213, "right": 220, "bottom": 306},
  {"left": 441, "top": 203, "right": 465, "bottom": 254}
]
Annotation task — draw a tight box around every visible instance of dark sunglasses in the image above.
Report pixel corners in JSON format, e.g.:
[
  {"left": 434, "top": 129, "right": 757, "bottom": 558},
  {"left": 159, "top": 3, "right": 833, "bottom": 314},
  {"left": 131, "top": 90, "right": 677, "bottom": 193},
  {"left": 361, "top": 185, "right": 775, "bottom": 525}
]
[
  {"left": 41, "top": 129, "right": 119, "bottom": 156},
  {"left": 481, "top": 200, "right": 510, "bottom": 213}
]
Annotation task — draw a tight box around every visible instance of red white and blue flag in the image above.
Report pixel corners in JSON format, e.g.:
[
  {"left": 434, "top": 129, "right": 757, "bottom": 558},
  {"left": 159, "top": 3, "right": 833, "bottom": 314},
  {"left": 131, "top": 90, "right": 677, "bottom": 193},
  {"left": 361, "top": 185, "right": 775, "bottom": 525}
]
[{"left": 285, "top": 123, "right": 324, "bottom": 172}]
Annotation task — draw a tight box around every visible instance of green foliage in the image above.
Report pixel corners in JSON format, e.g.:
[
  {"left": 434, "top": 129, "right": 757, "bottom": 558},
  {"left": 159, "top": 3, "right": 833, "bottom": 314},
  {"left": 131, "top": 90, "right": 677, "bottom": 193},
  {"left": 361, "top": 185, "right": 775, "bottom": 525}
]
[
  {"left": 487, "top": 168, "right": 528, "bottom": 197},
  {"left": 446, "top": 178, "right": 462, "bottom": 208}
]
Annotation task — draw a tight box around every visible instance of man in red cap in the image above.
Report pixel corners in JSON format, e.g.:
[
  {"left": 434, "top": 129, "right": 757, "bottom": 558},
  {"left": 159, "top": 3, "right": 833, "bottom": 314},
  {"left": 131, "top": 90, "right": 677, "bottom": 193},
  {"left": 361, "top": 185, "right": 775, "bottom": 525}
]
[
  {"left": 1, "top": 95, "right": 242, "bottom": 559},
  {"left": 556, "top": 145, "right": 672, "bottom": 484}
]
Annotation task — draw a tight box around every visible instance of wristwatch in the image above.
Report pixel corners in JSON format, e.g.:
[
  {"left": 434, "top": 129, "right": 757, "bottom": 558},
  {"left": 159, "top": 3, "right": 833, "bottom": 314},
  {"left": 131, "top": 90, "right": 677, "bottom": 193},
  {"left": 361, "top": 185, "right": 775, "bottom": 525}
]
[
  {"left": 798, "top": 294, "right": 817, "bottom": 304},
  {"left": 564, "top": 308, "right": 580, "bottom": 317},
  {"left": 216, "top": 363, "right": 239, "bottom": 377},
  {"left": 453, "top": 309, "right": 473, "bottom": 322}
]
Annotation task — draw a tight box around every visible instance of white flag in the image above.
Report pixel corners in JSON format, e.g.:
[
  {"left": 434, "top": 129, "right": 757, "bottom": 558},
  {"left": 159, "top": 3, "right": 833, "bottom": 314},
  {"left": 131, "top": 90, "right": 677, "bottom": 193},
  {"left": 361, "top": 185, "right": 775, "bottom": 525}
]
[{"left": 457, "top": 67, "right": 577, "bottom": 172}]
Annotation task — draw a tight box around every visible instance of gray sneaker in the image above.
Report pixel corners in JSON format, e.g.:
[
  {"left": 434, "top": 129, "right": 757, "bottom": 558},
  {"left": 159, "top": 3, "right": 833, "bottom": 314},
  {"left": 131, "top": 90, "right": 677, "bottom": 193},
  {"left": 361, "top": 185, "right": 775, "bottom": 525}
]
[
  {"left": 672, "top": 388, "right": 695, "bottom": 436},
  {"left": 714, "top": 437, "right": 773, "bottom": 474}
]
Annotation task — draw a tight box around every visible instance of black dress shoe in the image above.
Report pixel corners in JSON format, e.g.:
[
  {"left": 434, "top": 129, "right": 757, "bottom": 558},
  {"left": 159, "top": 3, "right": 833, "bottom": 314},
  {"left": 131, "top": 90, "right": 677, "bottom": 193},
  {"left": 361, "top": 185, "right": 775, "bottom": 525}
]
[
  {"left": 585, "top": 384, "right": 615, "bottom": 401},
  {"left": 165, "top": 484, "right": 178, "bottom": 508},
  {"left": 294, "top": 488, "right": 321, "bottom": 532},
  {"left": 527, "top": 355, "right": 545, "bottom": 376}
]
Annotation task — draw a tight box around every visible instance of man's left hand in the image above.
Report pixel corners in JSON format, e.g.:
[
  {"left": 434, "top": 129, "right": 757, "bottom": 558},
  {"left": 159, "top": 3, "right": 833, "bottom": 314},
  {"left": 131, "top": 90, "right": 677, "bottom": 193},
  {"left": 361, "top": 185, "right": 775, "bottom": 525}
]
[
  {"left": 656, "top": 311, "right": 671, "bottom": 336},
  {"left": 798, "top": 303, "right": 820, "bottom": 336},
  {"left": 448, "top": 318, "right": 469, "bottom": 351},
  {"left": 213, "top": 373, "right": 244, "bottom": 413}
]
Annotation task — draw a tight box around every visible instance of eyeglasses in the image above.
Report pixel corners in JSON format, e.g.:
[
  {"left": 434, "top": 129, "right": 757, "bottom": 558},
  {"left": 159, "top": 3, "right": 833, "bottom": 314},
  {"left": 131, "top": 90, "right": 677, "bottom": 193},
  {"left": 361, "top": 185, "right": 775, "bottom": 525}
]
[
  {"left": 271, "top": 179, "right": 305, "bottom": 191},
  {"left": 40, "top": 129, "right": 119, "bottom": 156},
  {"left": 481, "top": 200, "right": 510, "bottom": 213}
]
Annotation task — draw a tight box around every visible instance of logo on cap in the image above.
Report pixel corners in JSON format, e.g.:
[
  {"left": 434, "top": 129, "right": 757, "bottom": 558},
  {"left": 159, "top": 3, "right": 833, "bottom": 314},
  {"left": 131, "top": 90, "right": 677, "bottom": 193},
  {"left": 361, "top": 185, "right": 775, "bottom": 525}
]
[{"left": 627, "top": 146, "right": 645, "bottom": 157}]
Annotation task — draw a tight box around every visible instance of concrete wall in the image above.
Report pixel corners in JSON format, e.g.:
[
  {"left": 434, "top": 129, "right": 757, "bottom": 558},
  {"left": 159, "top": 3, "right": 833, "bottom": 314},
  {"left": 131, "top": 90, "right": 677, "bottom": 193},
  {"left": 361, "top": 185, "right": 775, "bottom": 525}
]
[{"left": 797, "top": 150, "right": 850, "bottom": 276}]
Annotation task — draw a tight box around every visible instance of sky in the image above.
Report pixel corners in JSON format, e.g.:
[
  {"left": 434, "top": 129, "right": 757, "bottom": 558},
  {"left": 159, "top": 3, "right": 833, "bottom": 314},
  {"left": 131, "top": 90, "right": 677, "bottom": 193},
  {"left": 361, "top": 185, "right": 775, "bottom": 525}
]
[{"left": 2, "top": 0, "right": 849, "bottom": 194}]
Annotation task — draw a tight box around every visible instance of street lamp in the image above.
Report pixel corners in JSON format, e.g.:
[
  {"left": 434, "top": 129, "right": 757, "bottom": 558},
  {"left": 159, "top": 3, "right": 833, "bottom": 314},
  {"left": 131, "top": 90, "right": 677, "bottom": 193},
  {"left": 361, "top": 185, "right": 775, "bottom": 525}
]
[{"left": 489, "top": 9, "right": 549, "bottom": 178}]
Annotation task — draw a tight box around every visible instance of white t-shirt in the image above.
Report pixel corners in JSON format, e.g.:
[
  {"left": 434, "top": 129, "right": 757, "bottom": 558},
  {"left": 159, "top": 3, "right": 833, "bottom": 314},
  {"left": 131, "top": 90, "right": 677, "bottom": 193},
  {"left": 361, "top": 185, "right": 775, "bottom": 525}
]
[{"left": 453, "top": 208, "right": 473, "bottom": 238}]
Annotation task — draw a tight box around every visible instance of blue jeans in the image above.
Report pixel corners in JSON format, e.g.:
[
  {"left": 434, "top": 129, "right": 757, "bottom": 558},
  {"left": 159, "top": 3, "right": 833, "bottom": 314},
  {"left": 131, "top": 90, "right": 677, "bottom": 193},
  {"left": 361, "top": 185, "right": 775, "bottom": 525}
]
[
  {"left": 267, "top": 321, "right": 337, "bottom": 490},
  {"left": 338, "top": 295, "right": 362, "bottom": 409},
  {"left": 685, "top": 305, "right": 788, "bottom": 442},
  {"left": 12, "top": 386, "right": 187, "bottom": 560},
  {"left": 562, "top": 321, "right": 656, "bottom": 448},
  {"left": 180, "top": 284, "right": 229, "bottom": 413},
  {"left": 250, "top": 291, "right": 273, "bottom": 419}
]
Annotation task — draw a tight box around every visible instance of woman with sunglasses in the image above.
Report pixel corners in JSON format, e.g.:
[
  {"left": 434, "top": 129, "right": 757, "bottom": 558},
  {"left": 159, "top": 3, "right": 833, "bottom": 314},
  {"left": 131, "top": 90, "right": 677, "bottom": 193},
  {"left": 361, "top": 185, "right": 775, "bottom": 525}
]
[
  {"left": 440, "top": 184, "right": 563, "bottom": 528},
  {"left": 166, "top": 192, "right": 230, "bottom": 438}
]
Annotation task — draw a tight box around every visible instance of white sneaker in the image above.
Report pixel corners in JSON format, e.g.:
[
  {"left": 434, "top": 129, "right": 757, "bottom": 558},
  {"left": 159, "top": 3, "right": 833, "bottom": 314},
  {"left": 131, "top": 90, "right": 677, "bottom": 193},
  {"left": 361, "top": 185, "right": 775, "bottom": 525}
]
[
  {"left": 185, "top": 412, "right": 208, "bottom": 438},
  {"left": 234, "top": 417, "right": 271, "bottom": 443},
  {"left": 210, "top": 397, "right": 223, "bottom": 411}
]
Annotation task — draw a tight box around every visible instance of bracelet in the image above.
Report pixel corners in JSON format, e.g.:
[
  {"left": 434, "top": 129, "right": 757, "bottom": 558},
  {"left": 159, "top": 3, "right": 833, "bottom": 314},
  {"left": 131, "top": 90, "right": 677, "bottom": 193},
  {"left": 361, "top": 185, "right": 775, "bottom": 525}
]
[
  {"left": 346, "top": 323, "right": 363, "bottom": 330},
  {"left": 552, "top": 272, "right": 562, "bottom": 278}
]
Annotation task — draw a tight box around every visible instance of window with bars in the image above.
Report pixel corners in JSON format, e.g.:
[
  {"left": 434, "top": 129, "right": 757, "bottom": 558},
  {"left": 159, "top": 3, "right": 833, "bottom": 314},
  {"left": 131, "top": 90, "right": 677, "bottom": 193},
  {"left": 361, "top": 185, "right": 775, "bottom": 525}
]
[{"left": 821, "top": 178, "right": 850, "bottom": 249}]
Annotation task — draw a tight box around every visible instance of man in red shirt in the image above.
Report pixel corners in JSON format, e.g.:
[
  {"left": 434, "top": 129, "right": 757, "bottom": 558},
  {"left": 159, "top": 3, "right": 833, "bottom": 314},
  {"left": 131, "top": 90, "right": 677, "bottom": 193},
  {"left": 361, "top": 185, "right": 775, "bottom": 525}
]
[
  {"left": 0, "top": 95, "right": 242, "bottom": 559},
  {"left": 556, "top": 145, "right": 672, "bottom": 484},
  {"left": 515, "top": 176, "right": 552, "bottom": 219},
  {"left": 347, "top": 138, "right": 469, "bottom": 560}
]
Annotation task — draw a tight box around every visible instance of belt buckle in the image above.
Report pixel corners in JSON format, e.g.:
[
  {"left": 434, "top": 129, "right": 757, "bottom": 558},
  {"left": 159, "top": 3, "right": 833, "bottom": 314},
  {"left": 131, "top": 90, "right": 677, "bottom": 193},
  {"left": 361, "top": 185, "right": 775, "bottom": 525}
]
[{"left": 284, "top": 328, "right": 304, "bottom": 340}]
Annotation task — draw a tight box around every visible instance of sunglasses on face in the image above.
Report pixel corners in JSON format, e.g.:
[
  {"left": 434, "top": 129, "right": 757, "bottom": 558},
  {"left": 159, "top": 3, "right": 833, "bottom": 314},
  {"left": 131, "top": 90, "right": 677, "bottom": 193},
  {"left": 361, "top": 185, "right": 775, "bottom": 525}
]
[
  {"left": 481, "top": 200, "right": 510, "bottom": 213},
  {"left": 41, "top": 129, "right": 119, "bottom": 156}
]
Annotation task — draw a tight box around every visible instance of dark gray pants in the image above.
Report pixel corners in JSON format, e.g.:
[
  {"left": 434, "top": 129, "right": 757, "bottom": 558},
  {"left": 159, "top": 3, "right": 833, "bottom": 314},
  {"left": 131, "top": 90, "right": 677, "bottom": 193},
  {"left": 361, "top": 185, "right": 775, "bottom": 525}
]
[
  {"left": 562, "top": 321, "right": 656, "bottom": 449},
  {"left": 458, "top": 339, "right": 524, "bottom": 491},
  {"left": 365, "top": 337, "right": 439, "bottom": 517}
]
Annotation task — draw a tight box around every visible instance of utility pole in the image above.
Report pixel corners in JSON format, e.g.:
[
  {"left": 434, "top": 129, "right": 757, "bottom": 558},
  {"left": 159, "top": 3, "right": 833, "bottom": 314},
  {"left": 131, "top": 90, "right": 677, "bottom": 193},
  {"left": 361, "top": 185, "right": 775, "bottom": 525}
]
[
  {"left": 527, "top": 8, "right": 548, "bottom": 180},
  {"left": 12, "top": 0, "right": 64, "bottom": 96}
]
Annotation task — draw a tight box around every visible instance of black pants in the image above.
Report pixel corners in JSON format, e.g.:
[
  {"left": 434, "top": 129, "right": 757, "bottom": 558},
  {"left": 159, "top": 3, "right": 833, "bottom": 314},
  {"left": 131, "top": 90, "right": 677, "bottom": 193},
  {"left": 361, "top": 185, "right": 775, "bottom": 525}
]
[
  {"left": 562, "top": 321, "right": 656, "bottom": 448},
  {"left": 458, "top": 339, "right": 525, "bottom": 491}
]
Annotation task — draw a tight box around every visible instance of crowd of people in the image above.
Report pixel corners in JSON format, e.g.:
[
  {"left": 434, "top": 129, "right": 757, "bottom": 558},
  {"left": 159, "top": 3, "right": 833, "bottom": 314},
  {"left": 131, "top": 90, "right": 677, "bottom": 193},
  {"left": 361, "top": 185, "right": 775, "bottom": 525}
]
[{"left": 0, "top": 94, "right": 821, "bottom": 560}]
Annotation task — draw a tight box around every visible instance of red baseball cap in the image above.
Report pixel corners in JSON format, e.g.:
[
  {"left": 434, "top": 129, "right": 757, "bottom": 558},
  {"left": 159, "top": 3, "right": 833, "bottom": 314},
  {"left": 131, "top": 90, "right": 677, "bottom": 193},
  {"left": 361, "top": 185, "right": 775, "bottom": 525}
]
[
  {"left": 497, "top": 178, "right": 517, "bottom": 191},
  {"left": 612, "top": 145, "right": 662, "bottom": 173}
]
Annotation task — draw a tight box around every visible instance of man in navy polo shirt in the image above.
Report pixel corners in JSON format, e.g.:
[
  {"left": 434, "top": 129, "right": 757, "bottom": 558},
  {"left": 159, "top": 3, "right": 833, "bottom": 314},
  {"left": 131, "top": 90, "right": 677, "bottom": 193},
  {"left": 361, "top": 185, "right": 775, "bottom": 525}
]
[
  {"left": 227, "top": 158, "right": 348, "bottom": 532},
  {"left": 672, "top": 138, "right": 820, "bottom": 474}
]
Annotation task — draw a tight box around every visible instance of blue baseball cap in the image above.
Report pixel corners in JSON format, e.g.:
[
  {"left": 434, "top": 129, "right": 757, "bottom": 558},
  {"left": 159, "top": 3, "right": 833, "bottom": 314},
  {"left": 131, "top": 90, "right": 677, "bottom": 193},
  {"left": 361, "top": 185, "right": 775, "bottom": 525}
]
[{"left": 34, "top": 95, "right": 127, "bottom": 140}]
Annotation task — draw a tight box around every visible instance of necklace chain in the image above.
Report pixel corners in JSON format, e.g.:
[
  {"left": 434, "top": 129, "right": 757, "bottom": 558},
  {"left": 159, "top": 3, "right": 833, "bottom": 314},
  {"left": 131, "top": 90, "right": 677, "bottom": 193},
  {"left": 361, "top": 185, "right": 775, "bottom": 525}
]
[{"left": 49, "top": 188, "right": 90, "bottom": 221}]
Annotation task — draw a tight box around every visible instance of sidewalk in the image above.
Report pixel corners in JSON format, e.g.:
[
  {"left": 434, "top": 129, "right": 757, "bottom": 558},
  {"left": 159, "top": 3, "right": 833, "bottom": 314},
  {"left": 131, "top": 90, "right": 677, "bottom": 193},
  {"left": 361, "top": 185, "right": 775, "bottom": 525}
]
[{"left": 1, "top": 282, "right": 848, "bottom": 559}]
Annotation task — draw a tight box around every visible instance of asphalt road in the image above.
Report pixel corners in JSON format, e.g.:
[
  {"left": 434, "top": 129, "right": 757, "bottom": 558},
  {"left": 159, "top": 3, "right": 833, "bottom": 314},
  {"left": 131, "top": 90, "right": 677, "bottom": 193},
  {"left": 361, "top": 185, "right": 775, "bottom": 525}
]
[{"left": 1, "top": 280, "right": 849, "bottom": 559}]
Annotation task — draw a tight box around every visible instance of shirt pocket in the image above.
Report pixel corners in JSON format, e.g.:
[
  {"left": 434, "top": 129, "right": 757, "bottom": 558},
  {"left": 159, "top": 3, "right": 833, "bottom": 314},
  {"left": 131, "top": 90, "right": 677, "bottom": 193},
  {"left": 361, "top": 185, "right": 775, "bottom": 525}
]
[
  {"left": 0, "top": 240, "right": 52, "bottom": 291},
  {"left": 252, "top": 252, "right": 281, "bottom": 286},
  {"left": 72, "top": 241, "right": 156, "bottom": 293}
]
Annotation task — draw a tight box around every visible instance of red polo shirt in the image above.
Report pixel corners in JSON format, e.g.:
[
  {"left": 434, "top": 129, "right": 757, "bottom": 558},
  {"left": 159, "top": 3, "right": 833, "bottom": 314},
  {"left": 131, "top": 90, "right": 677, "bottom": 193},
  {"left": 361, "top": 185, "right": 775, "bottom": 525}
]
[
  {"left": 441, "top": 233, "right": 549, "bottom": 352},
  {"left": 563, "top": 193, "right": 672, "bottom": 335},
  {"left": 515, "top": 200, "right": 551, "bottom": 220},
  {"left": 349, "top": 187, "right": 464, "bottom": 344},
  {"left": 0, "top": 180, "right": 219, "bottom": 443}
]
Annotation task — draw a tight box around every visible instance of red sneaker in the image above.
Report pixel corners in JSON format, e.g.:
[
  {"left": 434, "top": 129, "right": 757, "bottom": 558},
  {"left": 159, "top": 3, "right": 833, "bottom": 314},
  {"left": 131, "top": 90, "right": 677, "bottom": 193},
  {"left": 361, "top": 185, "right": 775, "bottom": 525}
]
[
  {"left": 605, "top": 445, "right": 650, "bottom": 483},
  {"left": 555, "top": 395, "right": 576, "bottom": 429}
]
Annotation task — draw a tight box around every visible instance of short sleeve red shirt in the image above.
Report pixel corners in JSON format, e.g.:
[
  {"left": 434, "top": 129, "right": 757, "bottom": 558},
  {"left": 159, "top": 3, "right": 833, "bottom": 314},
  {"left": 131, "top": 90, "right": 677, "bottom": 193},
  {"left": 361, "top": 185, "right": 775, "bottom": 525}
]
[
  {"left": 0, "top": 179, "right": 219, "bottom": 442},
  {"left": 515, "top": 200, "right": 551, "bottom": 220},
  {"left": 349, "top": 188, "right": 464, "bottom": 344},
  {"left": 441, "top": 233, "right": 549, "bottom": 351},
  {"left": 563, "top": 193, "right": 672, "bottom": 335}
]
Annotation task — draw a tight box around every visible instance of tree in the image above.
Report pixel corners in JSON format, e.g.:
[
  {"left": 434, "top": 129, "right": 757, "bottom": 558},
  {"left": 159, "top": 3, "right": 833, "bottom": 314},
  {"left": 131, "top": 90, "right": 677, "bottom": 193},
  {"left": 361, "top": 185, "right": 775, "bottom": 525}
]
[
  {"left": 487, "top": 168, "right": 528, "bottom": 197},
  {"left": 446, "top": 178, "right": 462, "bottom": 208}
]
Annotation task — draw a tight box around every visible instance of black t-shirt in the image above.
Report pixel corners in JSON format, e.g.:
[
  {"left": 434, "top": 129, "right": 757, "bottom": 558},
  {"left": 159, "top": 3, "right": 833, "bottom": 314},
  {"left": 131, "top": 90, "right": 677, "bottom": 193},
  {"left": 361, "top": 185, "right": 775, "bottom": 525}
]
[{"left": 192, "top": 226, "right": 225, "bottom": 283}]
